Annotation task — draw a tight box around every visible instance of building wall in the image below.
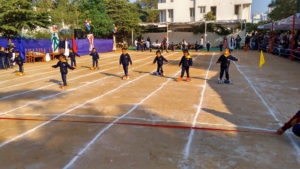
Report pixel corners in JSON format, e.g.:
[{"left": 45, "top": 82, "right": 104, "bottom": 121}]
[
  {"left": 142, "top": 30, "right": 245, "bottom": 47},
  {"left": 158, "top": 0, "right": 252, "bottom": 23}
]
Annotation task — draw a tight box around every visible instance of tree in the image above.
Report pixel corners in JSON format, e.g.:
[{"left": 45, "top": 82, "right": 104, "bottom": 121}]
[
  {"left": 136, "top": 0, "right": 157, "bottom": 9},
  {"left": 104, "top": 0, "right": 142, "bottom": 40},
  {"left": 0, "top": 0, "right": 51, "bottom": 37},
  {"left": 204, "top": 11, "right": 216, "bottom": 21},
  {"left": 268, "top": 0, "right": 299, "bottom": 21},
  {"left": 79, "top": 0, "right": 113, "bottom": 38}
]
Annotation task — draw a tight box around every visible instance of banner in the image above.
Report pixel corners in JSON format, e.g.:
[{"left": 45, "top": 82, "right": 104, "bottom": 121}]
[
  {"left": 51, "top": 32, "right": 59, "bottom": 53},
  {"left": 87, "top": 34, "right": 94, "bottom": 51}
]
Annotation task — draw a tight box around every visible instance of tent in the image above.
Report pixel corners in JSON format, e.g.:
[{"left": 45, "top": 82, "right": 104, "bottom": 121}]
[{"left": 258, "top": 13, "right": 300, "bottom": 60}]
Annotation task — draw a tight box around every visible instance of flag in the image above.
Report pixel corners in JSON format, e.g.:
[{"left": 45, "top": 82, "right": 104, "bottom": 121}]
[
  {"left": 259, "top": 50, "right": 265, "bottom": 68},
  {"left": 72, "top": 34, "right": 78, "bottom": 53},
  {"left": 18, "top": 35, "right": 25, "bottom": 61}
]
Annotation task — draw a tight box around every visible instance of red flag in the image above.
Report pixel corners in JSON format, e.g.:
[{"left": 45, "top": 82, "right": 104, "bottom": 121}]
[{"left": 72, "top": 34, "right": 78, "bottom": 53}]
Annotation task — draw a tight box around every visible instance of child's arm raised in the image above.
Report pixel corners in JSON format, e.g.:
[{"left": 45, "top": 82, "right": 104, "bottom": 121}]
[
  {"left": 229, "top": 55, "right": 238, "bottom": 61},
  {"left": 163, "top": 56, "right": 168, "bottom": 62},
  {"left": 52, "top": 62, "right": 59, "bottom": 68},
  {"left": 153, "top": 57, "right": 157, "bottom": 64}
]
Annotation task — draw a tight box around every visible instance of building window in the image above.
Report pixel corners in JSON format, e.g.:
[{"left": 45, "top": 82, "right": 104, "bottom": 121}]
[
  {"left": 190, "top": 8, "right": 195, "bottom": 21},
  {"left": 235, "top": 5, "right": 240, "bottom": 15},
  {"left": 211, "top": 6, "right": 216, "bottom": 16},
  {"left": 199, "top": 6, "right": 206, "bottom": 14},
  {"left": 158, "top": 0, "right": 166, "bottom": 3},
  {"left": 159, "top": 10, "right": 166, "bottom": 22},
  {"left": 168, "top": 9, "right": 174, "bottom": 22},
  {"left": 190, "top": 8, "right": 195, "bottom": 17}
]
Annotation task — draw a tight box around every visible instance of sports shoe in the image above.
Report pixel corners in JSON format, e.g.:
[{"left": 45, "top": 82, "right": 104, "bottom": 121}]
[{"left": 177, "top": 78, "right": 183, "bottom": 82}]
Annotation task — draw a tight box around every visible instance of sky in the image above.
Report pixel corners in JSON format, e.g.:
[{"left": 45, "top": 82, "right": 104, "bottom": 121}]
[{"left": 129, "top": 0, "right": 272, "bottom": 15}]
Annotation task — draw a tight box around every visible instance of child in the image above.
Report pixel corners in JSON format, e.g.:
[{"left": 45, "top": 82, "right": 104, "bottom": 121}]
[
  {"left": 277, "top": 110, "right": 300, "bottom": 137},
  {"left": 206, "top": 41, "right": 211, "bottom": 52},
  {"left": 90, "top": 48, "right": 99, "bottom": 70},
  {"left": 216, "top": 48, "right": 238, "bottom": 84},
  {"left": 153, "top": 50, "right": 168, "bottom": 76},
  {"left": 0, "top": 47, "right": 6, "bottom": 69},
  {"left": 14, "top": 52, "right": 25, "bottom": 75},
  {"left": 69, "top": 48, "right": 80, "bottom": 68},
  {"left": 52, "top": 55, "right": 75, "bottom": 89},
  {"left": 178, "top": 50, "right": 193, "bottom": 82},
  {"left": 119, "top": 48, "right": 132, "bottom": 80},
  {"left": 5, "top": 49, "right": 12, "bottom": 69}
]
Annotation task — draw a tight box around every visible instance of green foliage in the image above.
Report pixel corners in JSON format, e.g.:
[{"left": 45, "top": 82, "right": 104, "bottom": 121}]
[
  {"left": 136, "top": 0, "right": 158, "bottom": 9},
  {"left": 192, "top": 23, "right": 231, "bottom": 36},
  {"left": 204, "top": 11, "right": 216, "bottom": 21},
  {"left": 0, "top": 0, "right": 51, "bottom": 37},
  {"left": 79, "top": 0, "right": 113, "bottom": 38},
  {"left": 104, "top": 0, "right": 142, "bottom": 40},
  {"left": 268, "top": 0, "right": 299, "bottom": 21}
]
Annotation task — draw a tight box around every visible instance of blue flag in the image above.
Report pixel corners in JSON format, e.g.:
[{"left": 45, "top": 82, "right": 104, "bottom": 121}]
[{"left": 18, "top": 35, "right": 25, "bottom": 61}]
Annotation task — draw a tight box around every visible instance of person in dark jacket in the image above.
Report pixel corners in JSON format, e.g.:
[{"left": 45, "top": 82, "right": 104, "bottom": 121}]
[
  {"left": 69, "top": 48, "right": 80, "bottom": 68},
  {"left": 5, "top": 48, "right": 13, "bottom": 69},
  {"left": 52, "top": 55, "right": 75, "bottom": 89},
  {"left": 206, "top": 41, "right": 211, "bottom": 52},
  {"left": 153, "top": 50, "right": 168, "bottom": 76},
  {"left": 59, "top": 37, "right": 65, "bottom": 54},
  {"left": 119, "top": 48, "right": 132, "bottom": 80},
  {"left": 90, "top": 48, "right": 100, "bottom": 70},
  {"left": 0, "top": 47, "right": 6, "bottom": 69},
  {"left": 178, "top": 50, "right": 193, "bottom": 82},
  {"left": 14, "top": 52, "right": 25, "bottom": 75},
  {"left": 216, "top": 48, "right": 238, "bottom": 84},
  {"left": 277, "top": 110, "right": 300, "bottom": 137}
]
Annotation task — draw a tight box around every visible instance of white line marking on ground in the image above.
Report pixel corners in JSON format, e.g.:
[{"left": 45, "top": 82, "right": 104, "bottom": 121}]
[
  {"left": 0, "top": 53, "right": 143, "bottom": 91},
  {"left": 0, "top": 54, "right": 171, "bottom": 115},
  {"left": 0, "top": 53, "right": 152, "bottom": 101},
  {"left": 0, "top": 54, "right": 180, "bottom": 149},
  {"left": 0, "top": 53, "right": 120, "bottom": 83},
  {"left": 233, "top": 61, "right": 300, "bottom": 163},
  {"left": 180, "top": 53, "right": 215, "bottom": 168},
  {"left": 62, "top": 55, "right": 184, "bottom": 169}
]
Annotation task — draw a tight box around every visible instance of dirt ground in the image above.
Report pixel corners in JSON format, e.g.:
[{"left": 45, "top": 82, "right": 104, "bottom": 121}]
[{"left": 0, "top": 50, "right": 299, "bottom": 169}]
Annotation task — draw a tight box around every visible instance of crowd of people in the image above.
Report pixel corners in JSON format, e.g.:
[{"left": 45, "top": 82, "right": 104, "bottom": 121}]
[
  {"left": 245, "top": 31, "right": 300, "bottom": 59},
  {"left": 134, "top": 35, "right": 243, "bottom": 53}
]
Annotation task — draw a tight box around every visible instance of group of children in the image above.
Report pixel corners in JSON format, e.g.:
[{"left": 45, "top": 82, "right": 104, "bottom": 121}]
[{"left": 0, "top": 42, "right": 26, "bottom": 76}]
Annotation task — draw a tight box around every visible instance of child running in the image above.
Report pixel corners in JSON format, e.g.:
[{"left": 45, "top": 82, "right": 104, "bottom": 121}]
[
  {"left": 153, "top": 50, "right": 168, "bottom": 76},
  {"left": 178, "top": 49, "right": 193, "bottom": 82},
  {"left": 14, "top": 52, "right": 25, "bottom": 75},
  {"left": 52, "top": 55, "right": 75, "bottom": 89},
  {"left": 90, "top": 48, "right": 99, "bottom": 70},
  {"left": 216, "top": 48, "right": 238, "bottom": 84},
  {"left": 69, "top": 48, "right": 80, "bottom": 68},
  {"left": 119, "top": 48, "right": 132, "bottom": 80}
]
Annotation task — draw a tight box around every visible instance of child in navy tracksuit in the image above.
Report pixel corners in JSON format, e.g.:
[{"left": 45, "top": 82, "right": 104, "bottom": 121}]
[
  {"left": 277, "top": 110, "right": 300, "bottom": 137},
  {"left": 206, "top": 41, "right": 211, "bottom": 52},
  {"left": 52, "top": 55, "right": 75, "bottom": 89},
  {"left": 69, "top": 48, "right": 80, "bottom": 67},
  {"left": 14, "top": 53, "right": 24, "bottom": 75},
  {"left": 90, "top": 48, "right": 99, "bottom": 70},
  {"left": 153, "top": 50, "right": 168, "bottom": 76},
  {"left": 178, "top": 50, "right": 193, "bottom": 82},
  {"left": 0, "top": 47, "right": 6, "bottom": 69},
  {"left": 216, "top": 48, "right": 238, "bottom": 84},
  {"left": 119, "top": 48, "right": 132, "bottom": 80}
]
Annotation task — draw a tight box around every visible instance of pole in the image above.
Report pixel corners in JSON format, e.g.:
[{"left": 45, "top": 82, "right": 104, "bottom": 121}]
[
  {"left": 290, "top": 15, "right": 295, "bottom": 60},
  {"left": 166, "top": 22, "right": 169, "bottom": 46},
  {"left": 257, "top": 31, "right": 260, "bottom": 51},
  {"left": 271, "top": 22, "right": 274, "bottom": 52},
  {"left": 131, "top": 29, "right": 134, "bottom": 47},
  {"left": 113, "top": 34, "right": 116, "bottom": 51},
  {"left": 204, "top": 20, "right": 207, "bottom": 44}
]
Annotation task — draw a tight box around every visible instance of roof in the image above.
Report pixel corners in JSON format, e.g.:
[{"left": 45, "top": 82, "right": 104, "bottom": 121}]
[{"left": 258, "top": 13, "right": 300, "bottom": 30}]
